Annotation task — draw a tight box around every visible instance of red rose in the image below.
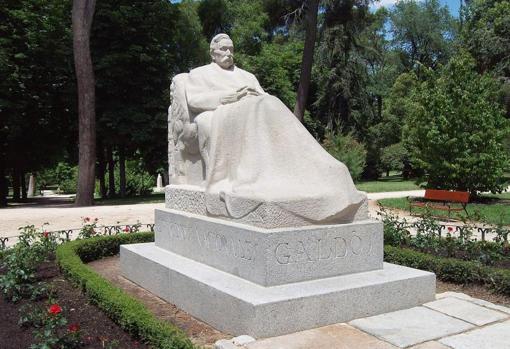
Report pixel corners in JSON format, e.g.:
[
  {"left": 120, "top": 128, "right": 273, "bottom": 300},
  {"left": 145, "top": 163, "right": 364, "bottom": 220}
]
[
  {"left": 43, "top": 231, "right": 49, "bottom": 238},
  {"left": 123, "top": 226, "right": 130, "bottom": 233},
  {"left": 447, "top": 226, "right": 454, "bottom": 232},
  {"left": 84, "top": 217, "right": 90, "bottom": 222},
  {"left": 48, "top": 304, "right": 62, "bottom": 315},
  {"left": 68, "top": 323, "right": 80, "bottom": 332}
]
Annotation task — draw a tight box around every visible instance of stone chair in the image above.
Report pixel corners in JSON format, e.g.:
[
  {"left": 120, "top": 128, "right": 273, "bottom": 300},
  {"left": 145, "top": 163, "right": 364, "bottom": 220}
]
[{"left": 167, "top": 73, "right": 205, "bottom": 186}]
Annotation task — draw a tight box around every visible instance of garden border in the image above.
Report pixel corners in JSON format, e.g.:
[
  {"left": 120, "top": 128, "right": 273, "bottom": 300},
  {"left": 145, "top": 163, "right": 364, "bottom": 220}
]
[
  {"left": 384, "top": 245, "right": 510, "bottom": 296},
  {"left": 55, "top": 232, "right": 196, "bottom": 349}
]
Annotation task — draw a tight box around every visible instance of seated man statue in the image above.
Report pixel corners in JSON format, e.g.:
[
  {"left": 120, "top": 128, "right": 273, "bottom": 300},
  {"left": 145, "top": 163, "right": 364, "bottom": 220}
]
[{"left": 168, "top": 33, "right": 366, "bottom": 224}]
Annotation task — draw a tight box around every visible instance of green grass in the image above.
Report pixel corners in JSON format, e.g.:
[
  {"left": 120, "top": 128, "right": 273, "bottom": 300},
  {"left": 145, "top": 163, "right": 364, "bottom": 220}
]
[
  {"left": 356, "top": 174, "right": 421, "bottom": 193},
  {"left": 378, "top": 196, "right": 510, "bottom": 225},
  {"left": 94, "top": 192, "right": 165, "bottom": 206}
]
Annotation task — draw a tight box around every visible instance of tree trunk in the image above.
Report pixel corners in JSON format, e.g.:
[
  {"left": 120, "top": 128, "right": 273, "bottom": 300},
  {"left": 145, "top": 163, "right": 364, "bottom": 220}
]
[
  {"left": 97, "top": 143, "right": 107, "bottom": 198},
  {"left": 0, "top": 166, "right": 7, "bottom": 207},
  {"left": 73, "top": 0, "right": 97, "bottom": 207},
  {"left": 293, "top": 0, "right": 319, "bottom": 122},
  {"left": 107, "top": 144, "right": 115, "bottom": 198},
  {"left": 12, "top": 167, "right": 20, "bottom": 201},
  {"left": 20, "top": 171, "right": 27, "bottom": 200},
  {"left": 119, "top": 146, "right": 126, "bottom": 197}
]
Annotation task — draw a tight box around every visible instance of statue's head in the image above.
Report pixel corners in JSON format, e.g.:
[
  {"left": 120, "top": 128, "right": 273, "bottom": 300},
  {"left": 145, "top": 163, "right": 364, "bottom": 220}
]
[{"left": 210, "top": 33, "right": 234, "bottom": 69}]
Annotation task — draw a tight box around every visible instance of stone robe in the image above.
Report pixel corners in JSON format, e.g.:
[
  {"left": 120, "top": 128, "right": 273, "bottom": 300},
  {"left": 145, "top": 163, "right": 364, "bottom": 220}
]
[{"left": 186, "top": 63, "right": 365, "bottom": 223}]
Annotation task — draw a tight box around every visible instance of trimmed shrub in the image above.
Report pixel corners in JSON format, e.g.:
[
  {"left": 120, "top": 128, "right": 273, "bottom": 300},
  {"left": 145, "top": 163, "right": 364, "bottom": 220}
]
[
  {"left": 56, "top": 233, "right": 195, "bottom": 349},
  {"left": 384, "top": 245, "right": 510, "bottom": 295}
]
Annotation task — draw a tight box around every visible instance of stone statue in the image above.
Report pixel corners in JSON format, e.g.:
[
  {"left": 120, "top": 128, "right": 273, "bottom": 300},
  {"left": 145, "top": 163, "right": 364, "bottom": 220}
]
[{"left": 167, "top": 33, "right": 367, "bottom": 226}]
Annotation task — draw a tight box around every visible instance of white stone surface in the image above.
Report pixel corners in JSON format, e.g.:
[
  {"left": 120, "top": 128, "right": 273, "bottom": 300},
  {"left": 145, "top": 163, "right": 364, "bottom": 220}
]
[
  {"left": 232, "top": 335, "right": 255, "bottom": 346},
  {"left": 424, "top": 297, "right": 508, "bottom": 326},
  {"left": 27, "top": 174, "right": 35, "bottom": 197},
  {"left": 168, "top": 33, "right": 366, "bottom": 224},
  {"left": 157, "top": 174, "right": 163, "bottom": 189},
  {"left": 214, "top": 339, "right": 239, "bottom": 349},
  {"left": 349, "top": 306, "right": 474, "bottom": 348},
  {"left": 120, "top": 243, "right": 435, "bottom": 338},
  {"left": 154, "top": 208, "right": 383, "bottom": 286},
  {"left": 165, "top": 185, "right": 369, "bottom": 228},
  {"left": 439, "top": 320, "right": 510, "bottom": 349}
]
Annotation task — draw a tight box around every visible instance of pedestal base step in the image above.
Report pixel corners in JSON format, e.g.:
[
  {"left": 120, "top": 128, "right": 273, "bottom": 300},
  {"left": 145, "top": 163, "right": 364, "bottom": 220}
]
[{"left": 120, "top": 243, "right": 435, "bottom": 338}]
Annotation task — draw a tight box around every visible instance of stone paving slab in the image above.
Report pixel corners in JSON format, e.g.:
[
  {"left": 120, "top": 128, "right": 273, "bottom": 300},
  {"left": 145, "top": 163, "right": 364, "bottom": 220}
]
[
  {"left": 349, "top": 306, "right": 474, "bottom": 348},
  {"left": 244, "top": 324, "right": 397, "bottom": 349},
  {"left": 409, "top": 342, "right": 450, "bottom": 349},
  {"left": 439, "top": 320, "right": 510, "bottom": 349},
  {"left": 436, "top": 292, "right": 510, "bottom": 315},
  {"left": 424, "top": 297, "right": 509, "bottom": 326},
  {"left": 214, "top": 292, "right": 510, "bottom": 349}
]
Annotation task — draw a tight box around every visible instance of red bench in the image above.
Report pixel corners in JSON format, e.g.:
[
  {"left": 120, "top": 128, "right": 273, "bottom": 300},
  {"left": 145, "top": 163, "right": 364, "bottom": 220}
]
[{"left": 408, "top": 189, "right": 470, "bottom": 218}]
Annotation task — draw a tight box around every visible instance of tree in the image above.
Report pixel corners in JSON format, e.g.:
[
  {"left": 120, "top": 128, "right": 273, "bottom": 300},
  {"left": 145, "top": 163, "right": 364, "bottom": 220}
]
[
  {"left": 389, "top": 0, "right": 457, "bottom": 70},
  {"left": 1, "top": 0, "right": 75, "bottom": 205},
  {"left": 73, "top": 0, "right": 96, "bottom": 206},
  {"left": 404, "top": 52, "right": 509, "bottom": 194},
  {"left": 313, "top": 0, "right": 374, "bottom": 137},
  {"left": 462, "top": 0, "right": 510, "bottom": 116},
  {"left": 294, "top": 0, "right": 319, "bottom": 122}
]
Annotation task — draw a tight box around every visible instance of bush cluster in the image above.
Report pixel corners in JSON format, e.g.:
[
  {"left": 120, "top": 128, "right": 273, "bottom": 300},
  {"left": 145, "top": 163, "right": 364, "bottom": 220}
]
[{"left": 56, "top": 233, "right": 195, "bottom": 349}]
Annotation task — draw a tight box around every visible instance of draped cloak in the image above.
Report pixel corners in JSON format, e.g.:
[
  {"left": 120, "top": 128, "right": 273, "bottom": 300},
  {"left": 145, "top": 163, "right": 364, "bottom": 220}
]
[{"left": 186, "top": 63, "right": 365, "bottom": 223}]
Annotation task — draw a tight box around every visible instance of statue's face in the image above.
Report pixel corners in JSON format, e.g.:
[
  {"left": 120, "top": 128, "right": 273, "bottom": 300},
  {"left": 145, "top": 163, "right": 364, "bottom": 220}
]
[{"left": 212, "top": 38, "right": 234, "bottom": 69}]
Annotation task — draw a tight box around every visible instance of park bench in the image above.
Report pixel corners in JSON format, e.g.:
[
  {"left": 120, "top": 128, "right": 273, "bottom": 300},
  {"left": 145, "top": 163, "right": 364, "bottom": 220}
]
[{"left": 408, "top": 189, "right": 470, "bottom": 218}]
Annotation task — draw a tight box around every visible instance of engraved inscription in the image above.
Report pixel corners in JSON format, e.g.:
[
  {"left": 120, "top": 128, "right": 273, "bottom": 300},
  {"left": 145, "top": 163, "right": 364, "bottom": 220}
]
[
  {"left": 165, "top": 221, "right": 256, "bottom": 261},
  {"left": 274, "top": 232, "right": 373, "bottom": 265}
]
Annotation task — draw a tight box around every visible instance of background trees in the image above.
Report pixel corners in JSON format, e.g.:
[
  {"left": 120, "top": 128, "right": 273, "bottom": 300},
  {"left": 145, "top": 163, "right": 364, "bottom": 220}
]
[
  {"left": 1, "top": 0, "right": 509, "bottom": 206},
  {"left": 403, "top": 53, "right": 509, "bottom": 194}
]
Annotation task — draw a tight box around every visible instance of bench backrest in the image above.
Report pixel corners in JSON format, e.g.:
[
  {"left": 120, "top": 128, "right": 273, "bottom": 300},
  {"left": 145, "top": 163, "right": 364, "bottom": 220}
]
[{"left": 424, "top": 189, "right": 469, "bottom": 203}]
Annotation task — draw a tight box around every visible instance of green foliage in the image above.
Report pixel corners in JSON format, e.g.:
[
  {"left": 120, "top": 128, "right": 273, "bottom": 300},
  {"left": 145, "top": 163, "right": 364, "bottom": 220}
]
[
  {"left": 238, "top": 39, "right": 303, "bottom": 108},
  {"left": 0, "top": 225, "right": 56, "bottom": 302},
  {"left": 404, "top": 52, "right": 510, "bottom": 194},
  {"left": 114, "top": 161, "right": 154, "bottom": 197},
  {"left": 389, "top": 0, "right": 457, "bottom": 69},
  {"left": 384, "top": 245, "right": 510, "bottom": 295},
  {"left": 56, "top": 233, "right": 195, "bottom": 349},
  {"left": 380, "top": 143, "right": 408, "bottom": 174},
  {"left": 30, "top": 304, "right": 82, "bottom": 349},
  {"left": 314, "top": 1, "right": 376, "bottom": 137},
  {"left": 379, "top": 208, "right": 509, "bottom": 266},
  {"left": 462, "top": 0, "right": 510, "bottom": 78},
  {"left": 323, "top": 133, "right": 367, "bottom": 180}
]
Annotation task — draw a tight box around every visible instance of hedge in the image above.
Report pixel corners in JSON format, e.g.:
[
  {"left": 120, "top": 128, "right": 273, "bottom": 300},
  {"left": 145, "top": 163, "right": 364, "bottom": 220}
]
[
  {"left": 384, "top": 245, "right": 510, "bottom": 296},
  {"left": 56, "top": 233, "right": 196, "bottom": 349}
]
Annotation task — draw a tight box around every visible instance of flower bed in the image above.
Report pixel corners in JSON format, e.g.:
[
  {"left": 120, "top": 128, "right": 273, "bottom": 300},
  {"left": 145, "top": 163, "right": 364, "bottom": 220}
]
[
  {"left": 56, "top": 233, "right": 195, "bottom": 349},
  {"left": 0, "top": 225, "right": 195, "bottom": 349}
]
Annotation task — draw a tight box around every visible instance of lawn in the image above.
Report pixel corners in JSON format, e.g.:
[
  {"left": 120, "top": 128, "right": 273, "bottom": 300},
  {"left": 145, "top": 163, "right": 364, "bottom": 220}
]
[
  {"left": 378, "top": 194, "right": 510, "bottom": 225},
  {"left": 356, "top": 174, "right": 422, "bottom": 193}
]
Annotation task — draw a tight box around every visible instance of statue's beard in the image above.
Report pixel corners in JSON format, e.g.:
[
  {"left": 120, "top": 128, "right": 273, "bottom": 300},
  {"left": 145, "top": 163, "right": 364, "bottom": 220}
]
[{"left": 217, "top": 56, "right": 233, "bottom": 69}]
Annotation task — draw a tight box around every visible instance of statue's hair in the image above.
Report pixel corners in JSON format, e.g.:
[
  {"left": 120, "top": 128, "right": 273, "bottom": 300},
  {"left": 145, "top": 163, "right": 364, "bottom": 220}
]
[{"left": 210, "top": 33, "right": 231, "bottom": 56}]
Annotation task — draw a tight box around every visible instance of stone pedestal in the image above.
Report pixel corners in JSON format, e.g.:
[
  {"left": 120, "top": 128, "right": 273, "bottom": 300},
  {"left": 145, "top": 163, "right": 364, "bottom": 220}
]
[{"left": 121, "top": 198, "right": 436, "bottom": 338}]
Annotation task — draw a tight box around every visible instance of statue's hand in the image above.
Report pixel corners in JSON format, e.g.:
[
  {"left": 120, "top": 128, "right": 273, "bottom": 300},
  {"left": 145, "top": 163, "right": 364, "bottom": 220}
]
[{"left": 220, "top": 86, "right": 261, "bottom": 104}]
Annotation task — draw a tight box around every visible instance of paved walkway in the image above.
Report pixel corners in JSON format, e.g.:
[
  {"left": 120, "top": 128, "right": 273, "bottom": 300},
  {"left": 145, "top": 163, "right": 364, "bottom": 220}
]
[
  {"left": 217, "top": 292, "right": 510, "bottom": 349},
  {"left": 0, "top": 197, "right": 164, "bottom": 238}
]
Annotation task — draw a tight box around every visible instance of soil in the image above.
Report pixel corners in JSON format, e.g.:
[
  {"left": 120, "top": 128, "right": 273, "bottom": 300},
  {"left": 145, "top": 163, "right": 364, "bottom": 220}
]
[{"left": 0, "top": 261, "right": 147, "bottom": 349}]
